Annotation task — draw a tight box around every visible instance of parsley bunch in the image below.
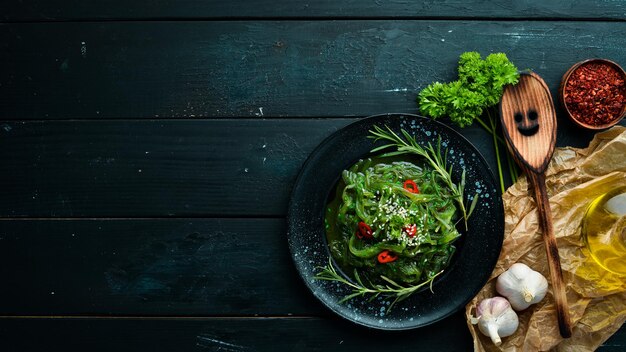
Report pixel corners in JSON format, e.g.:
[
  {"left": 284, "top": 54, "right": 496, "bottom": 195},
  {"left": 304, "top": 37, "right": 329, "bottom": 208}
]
[
  {"left": 419, "top": 52, "right": 519, "bottom": 128},
  {"left": 418, "top": 52, "right": 521, "bottom": 193}
]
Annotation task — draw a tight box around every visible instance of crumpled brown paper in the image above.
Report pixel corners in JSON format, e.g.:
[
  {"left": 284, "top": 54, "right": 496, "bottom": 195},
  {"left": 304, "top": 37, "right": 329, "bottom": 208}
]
[{"left": 466, "top": 126, "right": 626, "bottom": 352}]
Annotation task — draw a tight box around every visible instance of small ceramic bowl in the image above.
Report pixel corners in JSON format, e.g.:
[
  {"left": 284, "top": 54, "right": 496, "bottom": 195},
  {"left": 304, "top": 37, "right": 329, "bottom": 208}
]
[{"left": 559, "top": 58, "right": 626, "bottom": 130}]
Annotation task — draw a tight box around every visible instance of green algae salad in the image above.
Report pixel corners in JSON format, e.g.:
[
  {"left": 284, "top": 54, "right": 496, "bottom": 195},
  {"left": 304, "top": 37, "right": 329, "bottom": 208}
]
[
  {"left": 326, "top": 158, "right": 460, "bottom": 284},
  {"left": 316, "top": 126, "right": 477, "bottom": 310}
]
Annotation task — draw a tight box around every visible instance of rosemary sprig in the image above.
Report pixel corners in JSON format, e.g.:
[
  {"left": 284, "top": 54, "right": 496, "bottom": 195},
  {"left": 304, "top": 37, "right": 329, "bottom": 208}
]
[
  {"left": 315, "top": 258, "right": 442, "bottom": 313},
  {"left": 368, "top": 125, "right": 478, "bottom": 230}
]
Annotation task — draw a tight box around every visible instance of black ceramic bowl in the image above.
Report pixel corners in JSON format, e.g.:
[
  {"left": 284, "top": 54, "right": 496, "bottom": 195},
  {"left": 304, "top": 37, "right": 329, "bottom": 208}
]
[{"left": 287, "top": 113, "right": 504, "bottom": 330}]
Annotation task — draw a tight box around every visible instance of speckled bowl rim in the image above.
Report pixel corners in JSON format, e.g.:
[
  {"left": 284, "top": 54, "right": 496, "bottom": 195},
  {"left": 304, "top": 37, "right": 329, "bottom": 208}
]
[{"left": 287, "top": 113, "right": 504, "bottom": 330}]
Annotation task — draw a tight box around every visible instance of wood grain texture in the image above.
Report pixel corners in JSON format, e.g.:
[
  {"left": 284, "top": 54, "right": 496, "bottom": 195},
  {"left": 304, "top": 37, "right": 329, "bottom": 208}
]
[
  {"left": 2, "top": 12, "right": 626, "bottom": 350},
  {"left": 0, "top": 118, "right": 506, "bottom": 217},
  {"left": 0, "top": 119, "right": 353, "bottom": 217},
  {"left": 502, "top": 72, "right": 570, "bottom": 337},
  {"left": 500, "top": 72, "right": 557, "bottom": 173},
  {"left": 2, "top": 0, "right": 626, "bottom": 21},
  {"left": 529, "top": 172, "right": 572, "bottom": 338},
  {"left": 0, "top": 219, "right": 326, "bottom": 316},
  {"left": 0, "top": 316, "right": 624, "bottom": 351},
  {"left": 0, "top": 118, "right": 621, "bottom": 218},
  {"left": 1, "top": 21, "right": 626, "bottom": 120},
  {"left": 0, "top": 315, "right": 472, "bottom": 351}
]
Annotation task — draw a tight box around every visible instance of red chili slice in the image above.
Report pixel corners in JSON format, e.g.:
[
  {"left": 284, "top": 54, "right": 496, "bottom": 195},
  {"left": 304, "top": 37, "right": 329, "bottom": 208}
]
[
  {"left": 356, "top": 221, "right": 373, "bottom": 239},
  {"left": 377, "top": 250, "right": 398, "bottom": 264},
  {"left": 403, "top": 180, "right": 420, "bottom": 194},
  {"left": 403, "top": 224, "right": 417, "bottom": 237}
]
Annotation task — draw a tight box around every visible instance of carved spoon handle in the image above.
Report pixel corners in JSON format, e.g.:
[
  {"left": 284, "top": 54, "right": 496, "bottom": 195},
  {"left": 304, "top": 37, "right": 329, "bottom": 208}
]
[{"left": 527, "top": 171, "right": 572, "bottom": 338}]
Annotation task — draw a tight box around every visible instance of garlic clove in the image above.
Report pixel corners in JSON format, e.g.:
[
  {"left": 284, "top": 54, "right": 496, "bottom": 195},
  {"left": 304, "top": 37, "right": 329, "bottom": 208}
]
[
  {"left": 496, "top": 263, "right": 548, "bottom": 311},
  {"left": 472, "top": 297, "right": 519, "bottom": 346}
]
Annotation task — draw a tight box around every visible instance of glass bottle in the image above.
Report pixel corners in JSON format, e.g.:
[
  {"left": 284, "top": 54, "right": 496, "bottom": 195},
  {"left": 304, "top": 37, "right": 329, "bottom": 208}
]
[{"left": 582, "top": 186, "right": 626, "bottom": 276}]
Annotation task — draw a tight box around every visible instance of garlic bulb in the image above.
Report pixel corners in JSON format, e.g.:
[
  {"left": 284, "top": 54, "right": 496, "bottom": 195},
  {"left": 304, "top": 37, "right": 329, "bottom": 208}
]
[
  {"left": 471, "top": 297, "right": 519, "bottom": 346},
  {"left": 496, "top": 263, "right": 548, "bottom": 311}
]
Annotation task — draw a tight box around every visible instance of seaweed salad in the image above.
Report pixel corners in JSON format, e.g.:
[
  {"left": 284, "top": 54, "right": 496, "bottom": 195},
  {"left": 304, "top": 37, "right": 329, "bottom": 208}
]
[
  {"left": 316, "top": 126, "right": 477, "bottom": 310},
  {"left": 326, "top": 158, "right": 460, "bottom": 285}
]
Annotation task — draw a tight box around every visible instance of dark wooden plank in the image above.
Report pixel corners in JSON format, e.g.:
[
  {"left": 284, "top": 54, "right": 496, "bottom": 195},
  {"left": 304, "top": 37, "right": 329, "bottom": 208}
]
[
  {"left": 1, "top": 21, "right": 626, "bottom": 120},
  {"left": 1, "top": 316, "right": 624, "bottom": 351},
  {"left": 0, "top": 315, "right": 472, "bottom": 351},
  {"left": 0, "top": 218, "right": 327, "bottom": 315},
  {"left": 2, "top": 0, "right": 626, "bottom": 21},
  {"left": 1, "top": 216, "right": 625, "bottom": 345},
  {"left": 0, "top": 119, "right": 353, "bottom": 217},
  {"left": 0, "top": 118, "right": 617, "bottom": 218},
  {"left": 604, "top": 327, "right": 626, "bottom": 352}
]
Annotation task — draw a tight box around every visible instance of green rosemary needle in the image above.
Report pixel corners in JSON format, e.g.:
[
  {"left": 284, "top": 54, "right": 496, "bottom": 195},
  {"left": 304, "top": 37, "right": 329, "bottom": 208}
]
[
  {"left": 315, "top": 258, "right": 442, "bottom": 313},
  {"left": 368, "top": 125, "right": 478, "bottom": 230}
]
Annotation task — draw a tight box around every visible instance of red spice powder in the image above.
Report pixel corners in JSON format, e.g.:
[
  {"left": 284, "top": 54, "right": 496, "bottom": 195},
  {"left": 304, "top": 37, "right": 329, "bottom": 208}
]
[{"left": 564, "top": 62, "right": 625, "bottom": 126}]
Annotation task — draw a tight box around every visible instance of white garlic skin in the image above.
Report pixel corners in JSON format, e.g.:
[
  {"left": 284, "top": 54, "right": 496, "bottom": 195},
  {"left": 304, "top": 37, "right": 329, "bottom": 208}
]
[
  {"left": 473, "top": 297, "right": 519, "bottom": 346},
  {"left": 496, "top": 263, "right": 548, "bottom": 311}
]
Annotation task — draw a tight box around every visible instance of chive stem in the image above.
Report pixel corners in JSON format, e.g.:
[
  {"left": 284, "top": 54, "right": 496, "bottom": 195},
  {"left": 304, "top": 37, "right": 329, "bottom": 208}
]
[
  {"left": 475, "top": 116, "right": 506, "bottom": 145},
  {"left": 487, "top": 111, "right": 505, "bottom": 194}
]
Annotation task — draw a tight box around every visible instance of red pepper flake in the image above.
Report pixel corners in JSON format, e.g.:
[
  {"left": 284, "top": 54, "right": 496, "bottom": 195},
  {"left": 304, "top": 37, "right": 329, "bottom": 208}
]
[
  {"left": 356, "top": 221, "right": 373, "bottom": 239},
  {"left": 403, "top": 224, "right": 417, "bottom": 237},
  {"left": 403, "top": 180, "right": 420, "bottom": 194},
  {"left": 377, "top": 250, "right": 398, "bottom": 264},
  {"left": 564, "top": 62, "right": 626, "bottom": 126}
]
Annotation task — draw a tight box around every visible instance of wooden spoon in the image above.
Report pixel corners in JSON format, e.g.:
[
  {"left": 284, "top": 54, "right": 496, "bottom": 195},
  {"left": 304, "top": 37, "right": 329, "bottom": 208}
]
[{"left": 499, "top": 72, "right": 572, "bottom": 338}]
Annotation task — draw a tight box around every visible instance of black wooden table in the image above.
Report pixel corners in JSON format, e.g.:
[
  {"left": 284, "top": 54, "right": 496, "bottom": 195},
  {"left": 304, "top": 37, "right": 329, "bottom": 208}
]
[{"left": 1, "top": 2, "right": 625, "bottom": 350}]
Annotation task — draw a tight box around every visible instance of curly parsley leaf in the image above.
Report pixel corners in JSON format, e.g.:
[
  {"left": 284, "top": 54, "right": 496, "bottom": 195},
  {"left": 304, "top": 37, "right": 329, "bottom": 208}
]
[{"left": 418, "top": 52, "right": 519, "bottom": 128}]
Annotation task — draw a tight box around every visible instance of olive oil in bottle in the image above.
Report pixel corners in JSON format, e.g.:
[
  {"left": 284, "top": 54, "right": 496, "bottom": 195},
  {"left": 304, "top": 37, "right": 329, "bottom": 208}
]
[{"left": 582, "top": 187, "right": 626, "bottom": 276}]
